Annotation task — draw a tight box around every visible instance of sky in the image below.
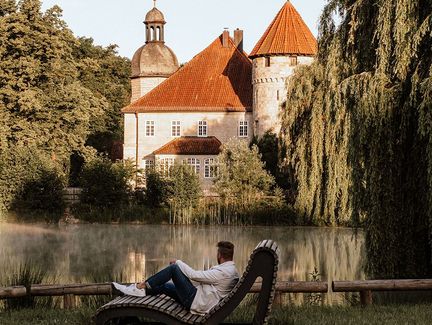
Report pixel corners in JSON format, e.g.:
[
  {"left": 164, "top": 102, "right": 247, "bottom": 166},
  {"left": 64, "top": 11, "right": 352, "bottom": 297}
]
[{"left": 40, "top": 0, "right": 327, "bottom": 63}]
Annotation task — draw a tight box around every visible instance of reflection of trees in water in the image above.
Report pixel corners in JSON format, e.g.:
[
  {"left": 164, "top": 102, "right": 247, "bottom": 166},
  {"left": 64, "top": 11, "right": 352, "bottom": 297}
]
[{"left": 0, "top": 224, "right": 364, "bottom": 304}]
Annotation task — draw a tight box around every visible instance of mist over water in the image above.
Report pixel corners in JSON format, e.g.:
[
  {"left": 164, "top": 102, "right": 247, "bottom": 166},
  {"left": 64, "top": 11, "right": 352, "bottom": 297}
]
[{"left": 0, "top": 223, "right": 365, "bottom": 304}]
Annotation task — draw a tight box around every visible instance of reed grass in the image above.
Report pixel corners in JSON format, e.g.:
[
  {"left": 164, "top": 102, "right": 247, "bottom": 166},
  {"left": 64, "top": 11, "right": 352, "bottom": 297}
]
[
  {"left": 69, "top": 197, "right": 298, "bottom": 226},
  {"left": 71, "top": 204, "right": 169, "bottom": 224},
  {"left": 0, "top": 259, "right": 58, "bottom": 310}
]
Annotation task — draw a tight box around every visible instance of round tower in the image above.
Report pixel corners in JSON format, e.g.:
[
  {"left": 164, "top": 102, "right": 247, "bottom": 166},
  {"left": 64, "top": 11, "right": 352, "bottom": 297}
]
[
  {"left": 130, "top": 2, "right": 179, "bottom": 103},
  {"left": 250, "top": 1, "right": 317, "bottom": 138}
]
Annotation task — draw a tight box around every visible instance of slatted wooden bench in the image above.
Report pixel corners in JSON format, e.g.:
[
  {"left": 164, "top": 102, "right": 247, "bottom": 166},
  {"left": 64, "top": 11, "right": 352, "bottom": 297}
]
[{"left": 94, "top": 240, "right": 280, "bottom": 325}]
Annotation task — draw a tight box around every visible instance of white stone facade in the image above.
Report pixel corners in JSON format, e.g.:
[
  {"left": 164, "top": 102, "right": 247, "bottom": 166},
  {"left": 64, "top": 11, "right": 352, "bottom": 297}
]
[
  {"left": 123, "top": 112, "right": 253, "bottom": 159},
  {"left": 252, "top": 55, "right": 314, "bottom": 137}
]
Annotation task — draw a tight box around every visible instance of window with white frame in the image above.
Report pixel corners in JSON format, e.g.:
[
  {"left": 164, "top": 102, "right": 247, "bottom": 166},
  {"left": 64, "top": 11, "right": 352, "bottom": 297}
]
[
  {"left": 198, "top": 121, "right": 208, "bottom": 137},
  {"left": 143, "top": 159, "right": 154, "bottom": 171},
  {"left": 239, "top": 121, "right": 248, "bottom": 137},
  {"left": 158, "top": 158, "right": 174, "bottom": 176},
  {"left": 185, "top": 158, "right": 200, "bottom": 174},
  {"left": 145, "top": 121, "right": 155, "bottom": 137},
  {"left": 204, "top": 158, "right": 217, "bottom": 178},
  {"left": 171, "top": 121, "right": 181, "bottom": 137}
]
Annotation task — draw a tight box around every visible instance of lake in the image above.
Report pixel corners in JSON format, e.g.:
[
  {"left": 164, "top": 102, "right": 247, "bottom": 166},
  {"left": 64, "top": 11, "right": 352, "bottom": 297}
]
[{"left": 0, "top": 223, "right": 365, "bottom": 304}]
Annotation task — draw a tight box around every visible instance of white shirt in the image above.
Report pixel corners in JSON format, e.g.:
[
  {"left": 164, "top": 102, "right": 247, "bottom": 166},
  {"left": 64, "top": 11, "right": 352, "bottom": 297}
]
[{"left": 175, "top": 260, "right": 239, "bottom": 315}]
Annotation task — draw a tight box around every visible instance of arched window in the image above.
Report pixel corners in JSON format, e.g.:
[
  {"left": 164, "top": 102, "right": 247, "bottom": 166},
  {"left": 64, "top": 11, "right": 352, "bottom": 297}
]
[
  {"left": 146, "top": 27, "right": 150, "bottom": 42},
  {"left": 150, "top": 27, "right": 155, "bottom": 41},
  {"left": 157, "top": 26, "right": 161, "bottom": 41}
]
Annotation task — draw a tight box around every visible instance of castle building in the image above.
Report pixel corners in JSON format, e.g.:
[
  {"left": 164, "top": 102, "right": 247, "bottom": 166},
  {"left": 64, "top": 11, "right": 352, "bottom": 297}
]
[{"left": 122, "top": 1, "right": 317, "bottom": 194}]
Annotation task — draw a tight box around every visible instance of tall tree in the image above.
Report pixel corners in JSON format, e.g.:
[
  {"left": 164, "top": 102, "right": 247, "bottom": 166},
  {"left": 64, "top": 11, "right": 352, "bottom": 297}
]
[
  {"left": 73, "top": 37, "right": 131, "bottom": 156},
  {"left": 215, "top": 140, "right": 275, "bottom": 204},
  {"left": 280, "top": 0, "right": 432, "bottom": 278},
  {"left": 0, "top": 0, "right": 130, "bottom": 210},
  {"left": 0, "top": 0, "right": 105, "bottom": 162}
]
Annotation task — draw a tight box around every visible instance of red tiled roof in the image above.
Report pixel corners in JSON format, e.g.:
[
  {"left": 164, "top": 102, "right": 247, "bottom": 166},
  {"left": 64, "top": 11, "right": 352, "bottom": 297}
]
[
  {"left": 154, "top": 136, "right": 222, "bottom": 155},
  {"left": 123, "top": 35, "right": 252, "bottom": 113},
  {"left": 250, "top": 1, "right": 317, "bottom": 58}
]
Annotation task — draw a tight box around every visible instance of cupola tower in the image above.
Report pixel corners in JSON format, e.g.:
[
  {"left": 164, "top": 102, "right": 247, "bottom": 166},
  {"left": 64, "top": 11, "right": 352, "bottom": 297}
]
[
  {"left": 130, "top": 1, "right": 179, "bottom": 102},
  {"left": 250, "top": 1, "right": 317, "bottom": 137}
]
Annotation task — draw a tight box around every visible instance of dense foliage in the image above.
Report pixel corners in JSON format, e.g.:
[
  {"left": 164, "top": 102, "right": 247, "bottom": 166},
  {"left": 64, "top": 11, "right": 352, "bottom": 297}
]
[
  {"left": 280, "top": 0, "right": 432, "bottom": 278},
  {"left": 215, "top": 139, "right": 275, "bottom": 203},
  {"left": 252, "top": 132, "right": 291, "bottom": 193},
  {"left": 143, "top": 163, "right": 201, "bottom": 224},
  {"left": 0, "top": 0, "right": 130, "bottom": 212},
  {"left": 168, "top": 164, "right": 202, "bottom": 224},
  {"left": 0, "top": 146, "right": 65, "bottom": 215},
  {"left": 79, "top": 159, "right": 135, "bottom": 208},
  {"left": 143, "top": 168, "right": 172, "bottom": 208}
]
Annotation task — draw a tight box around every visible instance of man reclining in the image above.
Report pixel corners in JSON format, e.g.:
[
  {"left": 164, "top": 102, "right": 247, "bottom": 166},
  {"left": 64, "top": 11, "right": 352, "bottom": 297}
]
[{"left": 112, "top": 241, "right": 239, "bottom": 315}]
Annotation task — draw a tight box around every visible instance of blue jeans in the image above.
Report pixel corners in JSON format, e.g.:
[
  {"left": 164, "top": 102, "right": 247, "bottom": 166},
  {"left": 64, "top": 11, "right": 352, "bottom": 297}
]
[{"left": 146, "top": 264, "right": 197, "bottom": 310}]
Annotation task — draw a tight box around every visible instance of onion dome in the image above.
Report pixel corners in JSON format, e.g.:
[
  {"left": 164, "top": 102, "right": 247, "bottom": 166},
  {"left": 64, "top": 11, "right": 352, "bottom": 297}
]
[
  {"left": 145, "top": 7, "right": 165, "bottom": 23},
  {"left": 131, "top": 43, "right": 179, "bottom": 78}
]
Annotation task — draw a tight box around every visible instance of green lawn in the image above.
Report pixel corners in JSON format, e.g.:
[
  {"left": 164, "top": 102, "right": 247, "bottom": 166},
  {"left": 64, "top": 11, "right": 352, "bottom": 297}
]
[{"left": 1, "top": 304, "right": 432, "bottom": 324}]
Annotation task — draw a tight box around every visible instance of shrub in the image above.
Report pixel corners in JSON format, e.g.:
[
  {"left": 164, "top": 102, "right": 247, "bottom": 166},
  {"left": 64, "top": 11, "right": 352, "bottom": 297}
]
[
  {"left": 143, "top": 168, "right": 172, "bottom": 207},
  {"left": 13, "top": 170, "right": 65, "bottom": 214},
  {"left": 215, "top": 139, "right": 275, "bottom": 205},
  {"left": 79, "top": 158, "right": 135, "bottom": 207},
  {"left": 168, "top": 163, "right": 202, "bottom": 224},
  {"left": 0, "top": 146, "right": 65, "bottom": 218}
]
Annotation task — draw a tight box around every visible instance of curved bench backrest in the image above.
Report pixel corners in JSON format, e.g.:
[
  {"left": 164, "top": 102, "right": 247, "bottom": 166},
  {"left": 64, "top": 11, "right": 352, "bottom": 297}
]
[{"left": 203, "top": 240, "right": 280, "bottom": 325}]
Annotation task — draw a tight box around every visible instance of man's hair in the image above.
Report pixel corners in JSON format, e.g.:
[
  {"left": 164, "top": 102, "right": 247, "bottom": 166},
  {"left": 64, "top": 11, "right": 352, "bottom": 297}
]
[{"left": 217, "top": 241, "right": 234, "bottom": 260}]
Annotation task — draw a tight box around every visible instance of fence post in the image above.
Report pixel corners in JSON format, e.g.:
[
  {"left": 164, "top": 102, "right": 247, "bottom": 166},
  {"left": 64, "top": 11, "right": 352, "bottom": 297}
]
[
  {"left": 359, "top": 290, "right": 372, "bottom": 306},
  {"left": 63, "top": 294, "right": 76, "bottom": 309}
]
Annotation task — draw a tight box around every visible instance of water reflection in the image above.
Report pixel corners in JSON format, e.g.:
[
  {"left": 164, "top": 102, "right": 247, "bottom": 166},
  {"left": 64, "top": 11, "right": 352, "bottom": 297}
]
[{"left": 0, "top": 223, "right": 365, "bottom": 304}]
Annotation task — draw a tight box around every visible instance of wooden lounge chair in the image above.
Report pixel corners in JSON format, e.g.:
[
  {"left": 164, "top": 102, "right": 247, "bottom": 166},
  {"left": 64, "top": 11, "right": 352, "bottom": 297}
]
[{"left": 94, "top": 240, "right": 279, "bottom": 325}]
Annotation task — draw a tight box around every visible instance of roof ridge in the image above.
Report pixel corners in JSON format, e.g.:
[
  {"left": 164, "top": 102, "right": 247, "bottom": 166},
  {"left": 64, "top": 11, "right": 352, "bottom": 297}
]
[
  {"left": 269, "top": 5, "right": 286, "bottom": 55},
  {"left": 154, "top": 136, "right": 223, "bottom": 155},
  {"left": 227, "top": 35, "right": 252, "bottom": 66},
  {"left": 123, "top": 33, "right": 252, "bottom": 114}
]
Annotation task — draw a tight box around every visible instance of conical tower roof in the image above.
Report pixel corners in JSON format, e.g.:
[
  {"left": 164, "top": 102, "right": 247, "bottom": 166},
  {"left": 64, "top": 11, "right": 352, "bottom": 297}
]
[{"left": 250, "top": 1, "right": 317, "bottom": 58}]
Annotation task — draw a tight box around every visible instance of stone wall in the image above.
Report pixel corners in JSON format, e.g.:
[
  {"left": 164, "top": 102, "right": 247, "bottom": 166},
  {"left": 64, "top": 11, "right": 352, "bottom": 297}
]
[
  {"left": 252, "top": 56, "right": 314, "bottom": 137},
  {"left": 130, "top": 76, "right": 168, "bottom": 103},
  {"left": 123, "top": 111, "right": 253, "bottom": 166}
]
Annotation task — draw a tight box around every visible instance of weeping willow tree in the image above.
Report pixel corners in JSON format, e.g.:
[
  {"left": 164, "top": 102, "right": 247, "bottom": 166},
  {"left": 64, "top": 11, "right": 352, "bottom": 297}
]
[{"left": 280, "top": 0, "right": 432, "bottom": 278}]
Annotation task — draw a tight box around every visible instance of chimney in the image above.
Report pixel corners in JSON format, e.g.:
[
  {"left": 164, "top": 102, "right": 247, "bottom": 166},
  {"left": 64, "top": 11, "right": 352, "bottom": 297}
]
[
  {"left": 234, "top": 28, "right": 244, "bottom": 52},
  {"left": 222, "top": 28, "right": 230, "bottom": 48}
]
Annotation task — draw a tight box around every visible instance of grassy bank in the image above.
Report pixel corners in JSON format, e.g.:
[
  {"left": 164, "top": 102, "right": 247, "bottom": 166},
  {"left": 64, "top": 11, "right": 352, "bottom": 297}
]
[{"left": 1, "top": 304, "right": 432, "bottom": 324}]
